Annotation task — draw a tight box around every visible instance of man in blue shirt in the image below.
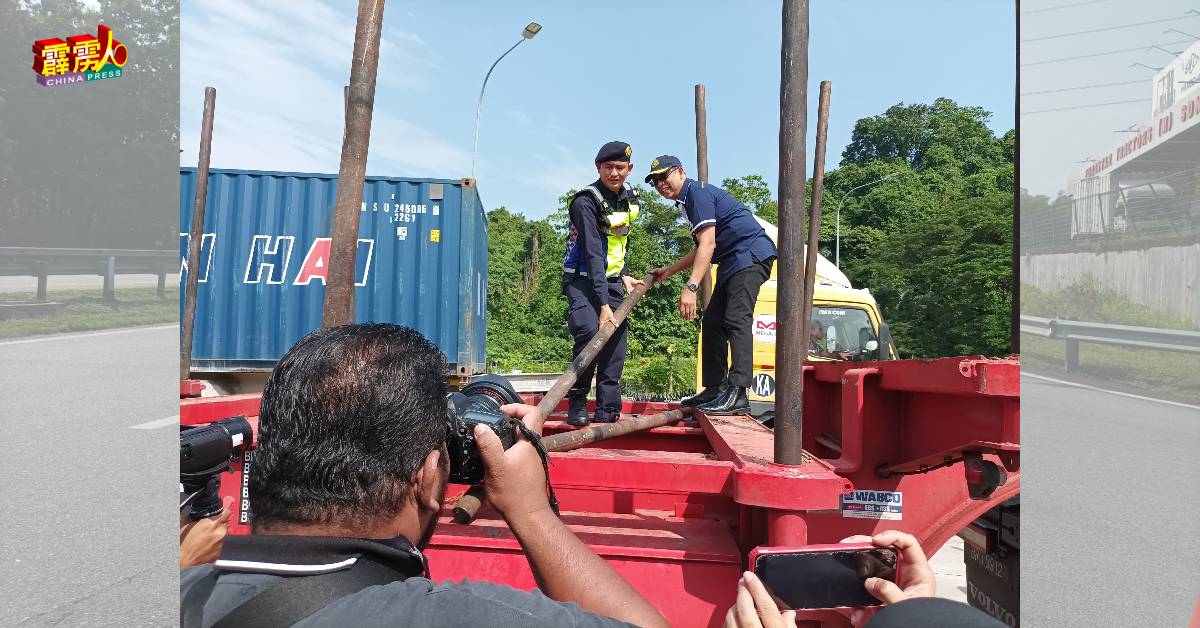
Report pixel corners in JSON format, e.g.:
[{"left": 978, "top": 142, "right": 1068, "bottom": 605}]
[
  {"left": 647, "top": 156, "right": 777, "bottom": 415},
  {"left": 561, "top": 141, "right": 643, "bottom": 426}
]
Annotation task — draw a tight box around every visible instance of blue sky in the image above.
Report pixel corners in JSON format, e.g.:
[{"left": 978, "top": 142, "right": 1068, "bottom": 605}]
[{"left": 181, "top": 1, "right": 1015, "bottom": 219}]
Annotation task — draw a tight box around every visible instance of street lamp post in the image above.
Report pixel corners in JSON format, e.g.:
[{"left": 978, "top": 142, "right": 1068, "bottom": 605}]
[
  {"left": 472, "top": 22, "right": 541, "bottom": 181},
  {"left": 834, "top": 171, "right": 898, "bottom": 268}
]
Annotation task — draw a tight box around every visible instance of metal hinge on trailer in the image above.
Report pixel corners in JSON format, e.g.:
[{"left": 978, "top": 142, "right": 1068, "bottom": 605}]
[{"left": 875, "top": 443, "right": 1017, "bottom": 500}]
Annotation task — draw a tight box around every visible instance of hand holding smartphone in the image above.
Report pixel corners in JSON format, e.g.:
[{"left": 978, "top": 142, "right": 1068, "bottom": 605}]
[{"left": 750, "top": 543, "right": 900, "bottom": 610}]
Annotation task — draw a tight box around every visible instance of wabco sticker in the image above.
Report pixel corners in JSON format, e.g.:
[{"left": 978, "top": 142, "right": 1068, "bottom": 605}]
[
  {"left": 841, "top": 490, "right": 902, "bottom": 520},
  {"left": 753, "top": 314, "right": 777, "bottom": 344}
]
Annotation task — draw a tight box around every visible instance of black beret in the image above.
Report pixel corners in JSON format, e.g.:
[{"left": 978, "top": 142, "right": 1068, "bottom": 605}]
[{"left": 595, "top": 141, "right": 632, "bottom": 163}]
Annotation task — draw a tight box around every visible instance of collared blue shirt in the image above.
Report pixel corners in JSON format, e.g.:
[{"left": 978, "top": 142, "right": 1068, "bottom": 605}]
[{"left": 676, "top": 178, "right": 777, "bottom": 283}]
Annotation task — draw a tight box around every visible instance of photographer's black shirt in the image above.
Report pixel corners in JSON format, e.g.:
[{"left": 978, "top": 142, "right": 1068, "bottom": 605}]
[{"left": 180, "top": 533, "right": 635, "bottom": 628}]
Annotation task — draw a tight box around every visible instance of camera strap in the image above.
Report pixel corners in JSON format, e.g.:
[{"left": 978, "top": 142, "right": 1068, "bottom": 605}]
[
  {"left": 200, "top": 534, "right": 428, "bottom": 628},
  {"left": 515, "top": 421, "right": 560, "bottom": 516},
  {"left": 210, "top": 557, "right": 407, "bottom": 628}
]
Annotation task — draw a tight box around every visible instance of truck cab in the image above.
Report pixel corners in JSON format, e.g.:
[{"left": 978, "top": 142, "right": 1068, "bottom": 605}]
[{"left": 696, "top": 217, "right": 896, "bottom": 420}]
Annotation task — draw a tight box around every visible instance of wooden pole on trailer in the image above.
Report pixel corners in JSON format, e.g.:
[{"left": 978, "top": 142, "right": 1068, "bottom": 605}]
[
  {"left": 181, "top": 86, "right": 216, "bottom": 380},
  {"left": 694, "top": 84, "right": 714, "bottom": 308},
  {"left": 322, "top": 0, "right": 387, "bottom": 328},
  {"left": 773, "top": 0, "right": 810, "bottom": 465}
]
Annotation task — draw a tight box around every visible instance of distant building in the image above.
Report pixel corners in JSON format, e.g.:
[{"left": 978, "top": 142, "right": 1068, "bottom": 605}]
[{"left": 1070, "top": 41, "right": 1200, "bottom": 240}]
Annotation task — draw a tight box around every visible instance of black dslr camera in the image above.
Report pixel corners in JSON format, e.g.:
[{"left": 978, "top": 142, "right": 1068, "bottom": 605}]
[
  {"left": 445, "top": 375, "right": 522, "bottom": 485},
  {"left": 180, "top": 416, "right": 253, "bottom": 519}
]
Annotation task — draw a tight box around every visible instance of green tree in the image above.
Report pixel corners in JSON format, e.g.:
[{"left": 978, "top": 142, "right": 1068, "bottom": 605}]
[
  {"left": 2, "top": 0, "right": 178, "bottom": 248},
  {"left": 721, "top": 174, "right": 778, "bottom": 223},
  {"left": 850, "top": 193, "right": 1013, "bottom": 357},
  {"left": 842, "top": 98, "right": 1003, "bottom": 175}
]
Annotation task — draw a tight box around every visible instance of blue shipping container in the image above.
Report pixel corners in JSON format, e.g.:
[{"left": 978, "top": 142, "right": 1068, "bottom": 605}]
[{"left": 180, "top": 167, "right": 487, "bottom": 375}]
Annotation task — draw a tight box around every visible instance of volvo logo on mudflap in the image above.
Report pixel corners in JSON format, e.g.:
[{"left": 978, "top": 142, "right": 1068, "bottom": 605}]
[
  {"left": 968, "top": 582, "right": 1017, "bottom": 627},
  {"left": 752, "top": 373, "right": 775, "bottom": 397}
]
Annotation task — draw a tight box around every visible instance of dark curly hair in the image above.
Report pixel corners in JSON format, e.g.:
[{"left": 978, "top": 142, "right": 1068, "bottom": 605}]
[{"left": 249, "top": 323, "right": 448, "bottom": 530}]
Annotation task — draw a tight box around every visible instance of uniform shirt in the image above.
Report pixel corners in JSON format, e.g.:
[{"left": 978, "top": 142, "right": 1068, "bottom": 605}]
[
  {"left": 675, "top": 178, "right": 777, "bottom": 283},
  {"left": 563, "top": 180, "right": 635, "bottom": 304},
  {"left": 180, "top": 533, "right": 633, "bottom": 628}
]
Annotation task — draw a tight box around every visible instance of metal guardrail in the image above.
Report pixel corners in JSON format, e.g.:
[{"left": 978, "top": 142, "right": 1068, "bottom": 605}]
[
  {"left": 1019, "top": 315, "right": 1052, "bottom": 338},
  {"left": 1020, "top": 314, "right": 1200, "bottom": 370},
  {"left": 1049, "top": 319, "right": 1200, "bottom": 354},
  {"left": 0, "top": 247, "right": 177, "bottom": 300}
]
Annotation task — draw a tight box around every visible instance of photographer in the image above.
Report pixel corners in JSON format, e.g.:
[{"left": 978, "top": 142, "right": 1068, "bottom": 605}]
[{"left": 180, "top": 324, "right": 667, "bottom": 628}]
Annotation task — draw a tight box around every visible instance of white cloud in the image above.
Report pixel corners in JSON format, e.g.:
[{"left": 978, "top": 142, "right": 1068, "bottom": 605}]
[
  {"left": 495, "top": 109, "right": 592, "bottom": 195},
  {"left": 180, "top": 0, "right": 464, "bottom": 177},
  {"left": 520, "top": 142, "right": 595, "bottom": 195}
]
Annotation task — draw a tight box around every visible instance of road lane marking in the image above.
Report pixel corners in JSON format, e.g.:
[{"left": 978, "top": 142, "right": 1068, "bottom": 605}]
[
  {"left": 1023, "top": 371, "right": 1200, "bottom": 411},
  {"left": 129, "top": 415, "right": 180, "bottom": 430},
  {"left": 0, "top": 324, "right": 177, "bottom": 347}
]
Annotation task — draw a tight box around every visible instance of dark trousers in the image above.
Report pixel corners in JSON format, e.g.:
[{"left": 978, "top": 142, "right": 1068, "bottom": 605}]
[
  {"left": 563, "top": 275, "right": 627, "bottom": 420},
  {"left": 702, "top": 259, "right": 772, "bottom": 389}
]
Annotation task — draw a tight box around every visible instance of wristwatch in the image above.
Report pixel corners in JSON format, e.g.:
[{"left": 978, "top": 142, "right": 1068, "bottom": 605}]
[{"left": 686, "top": 282, "right": 699, "bottom": 293}]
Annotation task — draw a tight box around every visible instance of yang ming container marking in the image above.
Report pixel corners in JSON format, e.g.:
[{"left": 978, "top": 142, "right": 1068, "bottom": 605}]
[{"left": 179, "top": 168, "right": 487, "bottom": 375}]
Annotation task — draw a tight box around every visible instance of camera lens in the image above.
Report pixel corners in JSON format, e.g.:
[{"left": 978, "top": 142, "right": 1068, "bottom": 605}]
[{"left": 459, "top": 375, "right": 522, "bottom": 414}]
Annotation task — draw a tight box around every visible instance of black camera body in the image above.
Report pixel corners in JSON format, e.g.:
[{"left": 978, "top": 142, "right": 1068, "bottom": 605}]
[
  {"left": 180, "top": 416, "right": 253, "bottom": 519},
  {"left": 446, "top": 375, "right": 522, "bottom": 485}
]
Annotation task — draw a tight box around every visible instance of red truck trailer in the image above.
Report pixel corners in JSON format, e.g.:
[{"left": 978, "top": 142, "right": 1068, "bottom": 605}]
[{"left": 182, "top": 355, "right": 1018, "bottom": 627}]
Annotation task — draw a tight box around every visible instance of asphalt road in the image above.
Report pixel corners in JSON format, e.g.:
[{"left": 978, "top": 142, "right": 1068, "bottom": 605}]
[
  {"left": 2, "top": 325, "right": 1193, "bottom": 625},
  {"left": 0, "top": 325, "right": 179, "bottom": 627},
  {"left": 1020, "top": 372, "right": 1200, "bottom": 627}
]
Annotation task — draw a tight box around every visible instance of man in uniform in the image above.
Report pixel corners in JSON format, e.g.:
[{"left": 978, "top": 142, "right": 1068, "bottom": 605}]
[
  {"left": 647, "top": 156, "right": 777, "bottom": 416},
  {"left": 562, "top": 141, "right": 643, "bottom": 427}
]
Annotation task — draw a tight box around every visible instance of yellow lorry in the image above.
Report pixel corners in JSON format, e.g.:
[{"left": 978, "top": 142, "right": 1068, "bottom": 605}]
[{"left": 696, "top": 218, "right": 896, "bottom": 421}]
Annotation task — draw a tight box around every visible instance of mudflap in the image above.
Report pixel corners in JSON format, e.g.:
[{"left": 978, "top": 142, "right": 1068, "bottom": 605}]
[{"left": 962, "top": 497, "right": 1019, "bottom": 627}]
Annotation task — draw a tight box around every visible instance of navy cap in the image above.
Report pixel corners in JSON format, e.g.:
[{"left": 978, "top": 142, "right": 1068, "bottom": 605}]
[
  {"left": 595, "top": 141, "right": 632, "bottom": 163},
  {"left": 645, "top": 155, "right": 683, "bottom": 183}
]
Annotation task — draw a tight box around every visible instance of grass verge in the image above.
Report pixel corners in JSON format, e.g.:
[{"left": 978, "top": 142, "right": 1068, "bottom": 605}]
[
  {"left": 0, "top": 287, "right": 177, "bottom": 339},
  {"left": 1021, "top": 334, "right": 1200, "bottom": 401},
  {"left": 1020, "top": 276, "right": 1200, "bottom": 401}
]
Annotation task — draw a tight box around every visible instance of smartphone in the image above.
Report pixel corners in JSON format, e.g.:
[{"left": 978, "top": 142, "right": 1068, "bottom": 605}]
[{"left": 749, "top": 543, "right": 899, "bottom": 610}]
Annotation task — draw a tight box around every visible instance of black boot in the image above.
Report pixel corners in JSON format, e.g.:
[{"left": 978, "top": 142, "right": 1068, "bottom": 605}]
[
  {"left": 698, "top": 384, "right": 750, "bottom": 416},
  {"left": 566, "top": 396, "right": 589, "bottom": 427},
  {"left": 681, "top": 384, "right": 722, "bottom": 407},
  {"left": 592, "top": 408, "right": 619, "bottom": 424}
]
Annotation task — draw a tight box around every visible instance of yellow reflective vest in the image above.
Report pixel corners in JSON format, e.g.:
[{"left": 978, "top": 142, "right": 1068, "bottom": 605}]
[{"left": 579, "top": 184, "right": 639, "bottom": 277}]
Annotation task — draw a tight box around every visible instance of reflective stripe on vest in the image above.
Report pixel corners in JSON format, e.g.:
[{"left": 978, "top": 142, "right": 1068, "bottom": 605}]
[{"left": 580, "top": 185, "right": 640, "bottom": 277}]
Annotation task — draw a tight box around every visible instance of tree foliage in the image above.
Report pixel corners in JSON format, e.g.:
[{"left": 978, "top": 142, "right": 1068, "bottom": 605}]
[
  {"left": 721, "top": 175, "right": 778, "bottom": 224},
  {"left": 800, "top": 99, "right": 1015, "bottom": 357},
  {"left": 1, "top": 0, "right": 178, "bottom": 249}
]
